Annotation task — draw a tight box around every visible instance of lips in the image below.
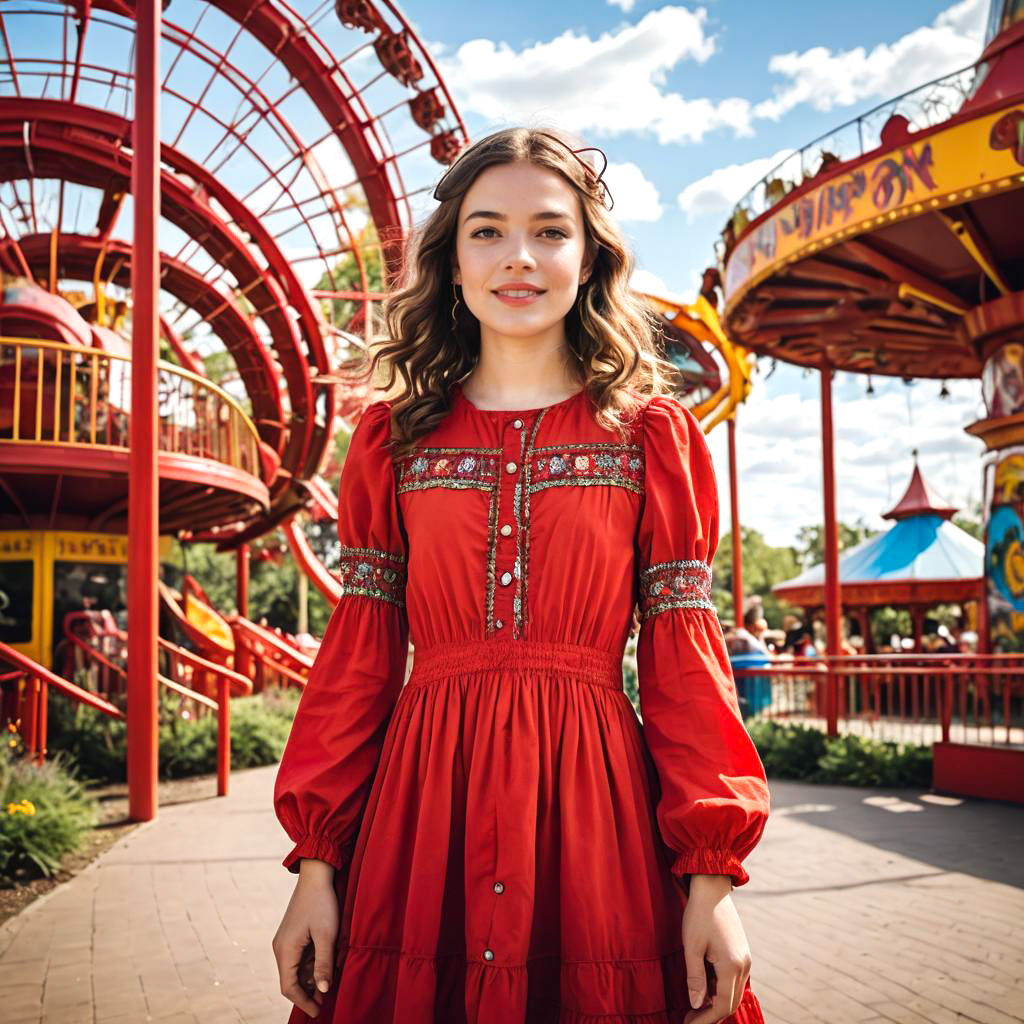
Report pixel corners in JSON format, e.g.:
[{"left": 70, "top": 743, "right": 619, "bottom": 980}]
[{"left": 492, "top": 284, "right": 546, "bottom": 296}]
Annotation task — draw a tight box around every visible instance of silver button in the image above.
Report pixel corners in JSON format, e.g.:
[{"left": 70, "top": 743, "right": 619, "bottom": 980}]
[
  {"left": 495, "top": 619, "right": 503, "bottom": 629},
  {"left": 512, "top": 418, "right": 523, "bottom": 429},
  {"left": 500, "top": 571, "right": 512, "bottom": 586},
  {"left": 500, "top": 524, "right": 512, "bottom": 537},
  {"left": 493, "top": 881, "right": 505, "bottom": 894},
  {"left": 483, "top": 949, "right": 494, "bottom": 961},
  {"left": 505, "top": 461, "right": 517, "bottom": 473}
]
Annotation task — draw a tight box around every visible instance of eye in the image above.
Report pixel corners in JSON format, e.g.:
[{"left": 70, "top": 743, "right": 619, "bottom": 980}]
[{"left": 469, "top": 227, "right": 569, "bottom": 239}]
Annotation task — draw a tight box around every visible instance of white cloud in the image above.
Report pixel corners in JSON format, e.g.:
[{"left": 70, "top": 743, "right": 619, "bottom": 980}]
[
  {"left": 603, "top": 161, "right": 662, "bottom": 221},
  {"left": 676, "top": 147, "right": 793, "bottom": 221},
  {"left": 629, "top": 267, "right": 670, "bottom": 296},
  {"left": 438, "top": 7, "right": 756, "bottom": 145},
  {"left": 607, "top": 0, "right": 637, "bottom": 10},
  {"left": 705, "top": 367, "right": 985, "bottom": 548},
  {"left": 754, "top": 0, "right": 988, "bottom": 122}
]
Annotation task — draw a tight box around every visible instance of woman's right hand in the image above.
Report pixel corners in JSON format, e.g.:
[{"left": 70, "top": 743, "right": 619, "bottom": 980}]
[{"left": 272, "top": 859, "right": 339, "bottom": 1018}]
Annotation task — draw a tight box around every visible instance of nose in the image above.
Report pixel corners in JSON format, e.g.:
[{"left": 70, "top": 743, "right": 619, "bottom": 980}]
[{"left": 503, "top": 232, "right": 537, "bottom": 271}]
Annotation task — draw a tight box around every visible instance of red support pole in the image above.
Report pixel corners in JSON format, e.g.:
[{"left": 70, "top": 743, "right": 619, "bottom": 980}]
[
  {"left": 217, "top": 677, "right": 230, "bottom": 797},
  {"left": 728, "top": 414, "right": 743, "bottom": 627},
  {"left": 127, "top": 0, "right": 161, "bottom": 823},
  {"left": 236, "top": 544, "right": 250, "bottom": 619},
  {"left": 820, "top": 365, "right": 841, "bottom": 737}
]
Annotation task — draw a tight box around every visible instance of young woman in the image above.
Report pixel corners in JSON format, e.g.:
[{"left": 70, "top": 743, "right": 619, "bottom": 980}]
[{"left": 272, "top": 126, "right": 771, "bottom": 1024}]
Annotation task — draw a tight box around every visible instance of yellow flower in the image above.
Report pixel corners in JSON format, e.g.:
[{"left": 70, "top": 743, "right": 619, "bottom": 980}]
[
  {"left": 6, "top": 799, "right": 36, "bottom": 815},
  {"left": 7, "top": 738, "right": 17, "bottom": 748}
]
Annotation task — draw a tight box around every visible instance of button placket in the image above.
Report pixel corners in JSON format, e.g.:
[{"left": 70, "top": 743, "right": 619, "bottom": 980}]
[{"left": 491, "top": 414, "right": 526, "bottom": 635}]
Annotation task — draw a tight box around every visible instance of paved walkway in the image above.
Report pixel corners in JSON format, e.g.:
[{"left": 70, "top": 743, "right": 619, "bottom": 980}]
[{"left": 1, "top": 765, "right": 1022, "bottom": 1024}]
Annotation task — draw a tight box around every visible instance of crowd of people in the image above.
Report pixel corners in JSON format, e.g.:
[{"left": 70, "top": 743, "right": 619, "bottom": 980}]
[{"left": 723, "top": 599, "right": 978, "bottom": 660}]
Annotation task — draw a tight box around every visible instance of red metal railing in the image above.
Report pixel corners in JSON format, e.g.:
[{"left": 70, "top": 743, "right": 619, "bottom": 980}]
[
  {"left": 0, "top": 336, "right": 261, "bottom": 477},
  {"left": 4, "top": 618, "right": 253, "bottom": 795},
  {"left": 0, "top": 644, "right": 125, "bottom": 766},
  {"left": 230, "top": 616, "right": 314, "bottom": 691},
  {"left": 733, "top": 654, "right": 1024, "bottom": 746}
]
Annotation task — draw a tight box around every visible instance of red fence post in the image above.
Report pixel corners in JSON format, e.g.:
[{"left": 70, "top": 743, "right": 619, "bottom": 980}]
[
  {"left": 36, "top": 681, "right": 47, "bottom": 764},
  {"left": 217, "top": 677, "right": 230, "bottom": 797}
]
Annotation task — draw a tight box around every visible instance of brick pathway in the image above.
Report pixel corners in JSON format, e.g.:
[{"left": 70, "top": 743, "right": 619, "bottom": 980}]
[{"left": 0, "top": 765, "right": 1021, "bottom": 1024}]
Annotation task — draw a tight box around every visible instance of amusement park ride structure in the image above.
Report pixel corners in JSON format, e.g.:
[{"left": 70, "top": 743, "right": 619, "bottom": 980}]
[{"left": 720, "top": 0, "right": 1024, "bottom": 801}]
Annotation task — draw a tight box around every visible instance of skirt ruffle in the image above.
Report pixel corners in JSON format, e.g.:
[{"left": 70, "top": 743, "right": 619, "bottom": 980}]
[{"left": 288, "top": 943, "right": 764, "bottom": 1023}]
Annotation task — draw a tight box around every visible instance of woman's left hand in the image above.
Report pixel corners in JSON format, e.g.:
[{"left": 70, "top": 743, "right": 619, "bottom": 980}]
[{"left": 681, "top": 874, "right": 753, "bottom": 1024}]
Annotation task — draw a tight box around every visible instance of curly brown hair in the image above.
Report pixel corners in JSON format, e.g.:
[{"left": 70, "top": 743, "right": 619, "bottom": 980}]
[{"left": 350, "top": 124, "right": 678, "bottom": 459}]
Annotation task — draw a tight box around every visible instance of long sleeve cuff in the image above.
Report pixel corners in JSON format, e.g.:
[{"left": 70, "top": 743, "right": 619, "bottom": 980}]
[
  {"left": 671, "top": 847, "right": 750, "bottom": 890},
  {"left": 281, "top": 834, "right": 356, "bottom": 874}
]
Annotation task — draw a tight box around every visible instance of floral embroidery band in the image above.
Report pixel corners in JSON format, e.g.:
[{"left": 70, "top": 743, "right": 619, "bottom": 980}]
[
  {"left": 638, "top": 559, "right": 715, "bottom": 619},
  {"left": 528, "top": 442, "right": 644, "bottom": 495},
  {"left": 394, "top": 436, "right": 645, "bottom": 636},
  {"left": 396, "top": 447, "right": 501, "bottom": 494},
  {"left": 339, "top": 545, "right": 407, "bottom": 608}
]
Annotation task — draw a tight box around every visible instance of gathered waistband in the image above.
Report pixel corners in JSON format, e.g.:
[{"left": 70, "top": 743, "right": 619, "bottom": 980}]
[{"left": 407, "top": 638, "right": 624, "bottom": 690}]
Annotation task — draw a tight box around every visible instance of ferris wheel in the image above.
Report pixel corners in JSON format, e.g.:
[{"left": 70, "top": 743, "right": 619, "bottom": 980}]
[{"left": 0, "top": 0, "right": 468, "bottom": 544}]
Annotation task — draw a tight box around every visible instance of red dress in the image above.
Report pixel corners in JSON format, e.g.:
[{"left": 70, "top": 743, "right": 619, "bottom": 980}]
[{"left": 274, "top": 384, "right": 771, "bottom": 1024}]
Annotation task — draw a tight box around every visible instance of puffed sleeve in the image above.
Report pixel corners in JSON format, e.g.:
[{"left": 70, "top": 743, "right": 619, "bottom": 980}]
[
  {"left": 273, "top": 400, "right": 410, "bottom": 874},
  {"left": 634, "top": 395, "right": 770, "bottom": 890}
]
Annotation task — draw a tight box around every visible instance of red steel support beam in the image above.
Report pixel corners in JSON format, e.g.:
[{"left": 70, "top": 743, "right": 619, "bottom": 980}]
[
  {"left": 820, "top": 365, "right": 841, "bottom": 737},
  {"left": 728, "top": 414, "right": 743, "bottom": 628},
  {"left": 127, "top": 0, "right": 161, "bottom": 822},
  {"left": 236, "top": 543, "right": 250, "bottom": 619}
]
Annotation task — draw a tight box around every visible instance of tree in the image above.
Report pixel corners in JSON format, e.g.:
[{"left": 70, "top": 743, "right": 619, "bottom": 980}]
[
  {"left": 713, "top": 527, "right": 801, "bottom": 628},
  {"left": 314, "top": 212, "right": 385, "bottom": 332},
  {"left": 953, "top": 509, "right": 983, "bottom": 541},
  {"left": 793, "top": 519, "right": 876, "bottom": 569}
]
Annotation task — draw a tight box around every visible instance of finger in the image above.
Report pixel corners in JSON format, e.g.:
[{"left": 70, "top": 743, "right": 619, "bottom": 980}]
[
  {"left": 724, "top": 967, "right": 743, "bottom": 1019},
  {"left": 282, "top": 978, "right": 321, "bottom": 1018},
  {"left": 312, "top": 928, "right": 336, "bottom": 994},
  {"left": 683, "top": 992, "right": 721, "bottom": 1024},
  {"left": 684, "top": 945, "right": 707, "bottom": 1010},
  {"left": 280, "top": 946, "right": 321, "bottom": 1017}
]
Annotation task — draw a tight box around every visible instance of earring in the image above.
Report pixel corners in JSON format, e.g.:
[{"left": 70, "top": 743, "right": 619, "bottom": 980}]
[{"left": 451, "top": 281, "right": 460, "bottom": 326}]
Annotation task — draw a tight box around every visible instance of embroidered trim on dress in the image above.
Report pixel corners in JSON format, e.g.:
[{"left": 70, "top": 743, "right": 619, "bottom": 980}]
[
  {"left": 395, "top": 447, "right": 500, "bottom": 494},
  {"left": 638, "top": 559, "right": 714, "bottom": 619},
  {"left": 528, "top": 442, "right": 644, "bottom": 495},
  {"left": 339, "top": 545, "right": 407, "bottom": 608}
]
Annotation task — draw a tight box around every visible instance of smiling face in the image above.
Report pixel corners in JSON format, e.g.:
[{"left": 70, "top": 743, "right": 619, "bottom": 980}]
[{"left": 452, "top": 160, "right": 592, "bottom": 344}]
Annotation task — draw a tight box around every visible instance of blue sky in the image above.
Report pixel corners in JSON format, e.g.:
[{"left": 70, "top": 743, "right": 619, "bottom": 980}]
[{"left": 405, "top": 0, "right": 990, "bottom": 549}]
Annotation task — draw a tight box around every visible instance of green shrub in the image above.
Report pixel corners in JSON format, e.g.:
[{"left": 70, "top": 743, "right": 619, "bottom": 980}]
[
  {"left": 746, "top": 719, "right": 932, "bottom": 788},
  {"left": 813, "top": 733, "right": 932, "bottom": 788},
  {"left": 746, "top": 720, "right": 828, "bottom": 778},
  {"left": 0, "top": 729, "right": 98, "bottom": 882},
  {"left": 46, "top": 687, "right": 302, "bottom": 785}
]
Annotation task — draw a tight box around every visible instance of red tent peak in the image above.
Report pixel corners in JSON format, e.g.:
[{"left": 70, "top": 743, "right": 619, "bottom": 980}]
[{"left": 883, "top": 459, "right": 958, "bottom": 522}]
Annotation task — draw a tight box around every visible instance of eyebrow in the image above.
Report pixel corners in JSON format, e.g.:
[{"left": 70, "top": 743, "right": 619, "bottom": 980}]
[{"left": 463, "top": 210, "right": 572, "bottom": 225}]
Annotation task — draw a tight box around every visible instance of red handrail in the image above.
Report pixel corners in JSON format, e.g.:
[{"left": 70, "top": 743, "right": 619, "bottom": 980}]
[
  {"left": 732, "top": 653, "right": 1024, "bottom": 746},
  {"left": 1, "top": 626, "right": 253, "bottom": 795}
]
